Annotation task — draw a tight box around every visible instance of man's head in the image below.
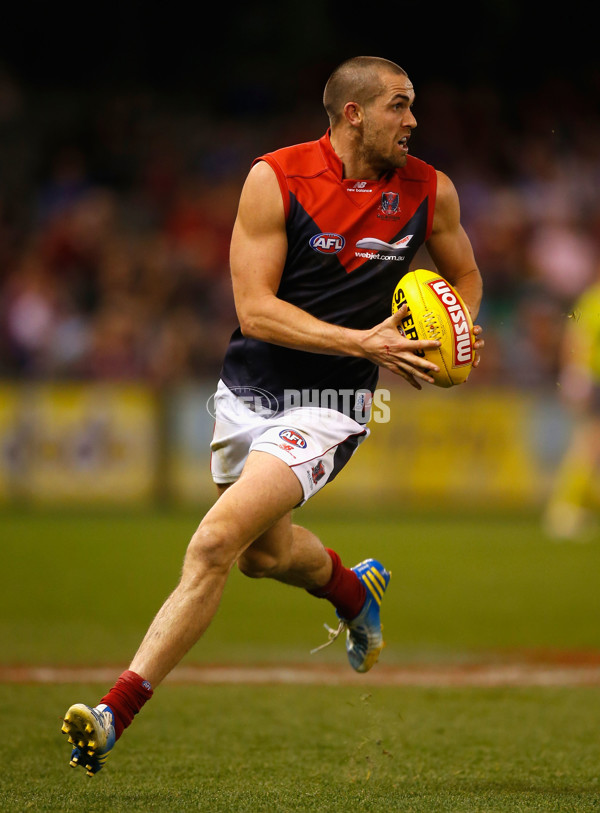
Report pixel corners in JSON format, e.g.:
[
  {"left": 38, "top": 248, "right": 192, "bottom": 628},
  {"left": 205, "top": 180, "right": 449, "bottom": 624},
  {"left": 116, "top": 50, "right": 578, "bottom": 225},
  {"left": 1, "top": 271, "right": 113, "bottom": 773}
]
[
  {"left": 323, "top": 56, "right": 409, "bottom": 126},
  {"left": 324, "top": 56, "right": 417, "bottom": 178}
]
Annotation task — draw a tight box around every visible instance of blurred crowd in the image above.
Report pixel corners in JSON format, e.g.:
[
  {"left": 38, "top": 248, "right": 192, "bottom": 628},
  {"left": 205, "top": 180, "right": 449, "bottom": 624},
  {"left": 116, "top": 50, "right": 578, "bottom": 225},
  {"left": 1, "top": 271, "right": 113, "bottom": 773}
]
[{"left": 0, "top": 66, "right": 599, "bottom": 391}]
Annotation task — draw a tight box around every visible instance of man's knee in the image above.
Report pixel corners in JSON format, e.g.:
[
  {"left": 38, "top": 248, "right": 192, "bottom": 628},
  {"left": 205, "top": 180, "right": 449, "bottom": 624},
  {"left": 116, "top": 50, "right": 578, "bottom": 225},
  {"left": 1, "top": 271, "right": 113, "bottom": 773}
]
[{"left": 184, "top": 520, "right": 239, "bottom": 577}]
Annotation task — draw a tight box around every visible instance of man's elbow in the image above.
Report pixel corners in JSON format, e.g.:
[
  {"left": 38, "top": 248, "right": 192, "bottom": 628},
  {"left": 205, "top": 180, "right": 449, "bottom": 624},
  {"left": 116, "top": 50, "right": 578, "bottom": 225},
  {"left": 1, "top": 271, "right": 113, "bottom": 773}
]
[
  {"left": 235, "top": 292, "right": 279, "bottom": 340},
  {"left": 237, "top": 308, "right": 264, "bottom": 340}
]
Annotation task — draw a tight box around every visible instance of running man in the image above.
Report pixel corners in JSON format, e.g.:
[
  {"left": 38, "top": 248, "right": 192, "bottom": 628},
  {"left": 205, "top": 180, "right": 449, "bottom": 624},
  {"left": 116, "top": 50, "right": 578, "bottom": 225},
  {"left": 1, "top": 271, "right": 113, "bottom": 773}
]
[{"left": 62, "top": 55, "right": 483, "bottom": 775}]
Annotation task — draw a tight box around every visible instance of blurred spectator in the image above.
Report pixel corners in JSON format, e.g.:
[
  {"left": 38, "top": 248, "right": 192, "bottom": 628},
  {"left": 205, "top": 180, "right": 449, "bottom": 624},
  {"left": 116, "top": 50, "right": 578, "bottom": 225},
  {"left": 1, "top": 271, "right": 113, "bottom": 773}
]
[
  {"left": 526, "top": 223, "right": 597, "bottom": 301},
  {"left": 2, "top": 246, "right": 58, "bottom": 374}
]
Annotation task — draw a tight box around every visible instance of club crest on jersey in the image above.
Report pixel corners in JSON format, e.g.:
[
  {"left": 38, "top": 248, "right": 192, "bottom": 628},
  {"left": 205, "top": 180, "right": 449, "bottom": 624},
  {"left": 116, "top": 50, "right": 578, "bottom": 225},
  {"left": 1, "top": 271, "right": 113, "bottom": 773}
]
[
  {"left": 381, "top": 192, "right": 399, "bottom": 213},
  {"left": 309, "top": 233, "right": 345, "bottom": 254},
  {"left": 311, "top": 460, "right": 326, "bottom": 484},
  {"left": 279, "top": 429, "right": 307, "bottom": 448},
  {"left": 378, "top": 191, "right": 402, "bottom": 221}
]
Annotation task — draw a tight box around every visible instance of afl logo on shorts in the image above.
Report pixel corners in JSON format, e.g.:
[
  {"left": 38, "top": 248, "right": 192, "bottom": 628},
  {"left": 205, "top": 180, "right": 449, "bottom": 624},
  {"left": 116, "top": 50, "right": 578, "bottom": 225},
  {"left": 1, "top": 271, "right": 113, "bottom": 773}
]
[
  {"left": 279, "top": 429, "right": 307, "bottom": 448},
  {"left": 309, "top": 233, "right": 345, "bottom": 254}
]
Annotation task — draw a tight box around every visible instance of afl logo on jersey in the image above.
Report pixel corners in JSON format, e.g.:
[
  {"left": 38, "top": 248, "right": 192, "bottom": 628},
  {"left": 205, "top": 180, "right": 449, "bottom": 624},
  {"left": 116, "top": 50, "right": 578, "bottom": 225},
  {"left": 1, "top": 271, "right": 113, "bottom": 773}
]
[
  {"left": 309, "top": 233, "right": 345, "bottom": 254},
  {"left": 279, "top": 429, "right": 307, "bottom": 448}
]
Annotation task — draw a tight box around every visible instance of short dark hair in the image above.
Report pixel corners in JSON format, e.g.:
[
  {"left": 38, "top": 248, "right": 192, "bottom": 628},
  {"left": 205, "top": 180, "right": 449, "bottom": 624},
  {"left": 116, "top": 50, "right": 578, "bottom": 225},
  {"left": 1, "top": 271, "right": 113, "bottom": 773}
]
[{"left": 323, "top": 56, "right": 408, "bottom": 126}]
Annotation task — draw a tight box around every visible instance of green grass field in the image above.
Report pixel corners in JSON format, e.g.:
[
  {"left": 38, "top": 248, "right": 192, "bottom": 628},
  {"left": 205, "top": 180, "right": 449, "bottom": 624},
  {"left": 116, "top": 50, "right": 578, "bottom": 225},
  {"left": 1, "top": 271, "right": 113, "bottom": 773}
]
[
  {"left": 3, "top": 505, "right": 600, "bottom": 664},
  {"left": 3, "top": 683, "right": 600, "bottom": 812},
  {"left": 2, "top": 506, "right": 600, "bottom": 811}
]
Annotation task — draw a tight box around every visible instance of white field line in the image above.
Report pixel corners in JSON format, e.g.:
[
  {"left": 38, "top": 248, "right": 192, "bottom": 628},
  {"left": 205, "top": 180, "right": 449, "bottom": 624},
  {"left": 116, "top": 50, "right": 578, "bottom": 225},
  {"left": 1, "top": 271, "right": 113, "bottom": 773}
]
[{"left": 2, "top": 663, "right": 600, "bottom": 687}]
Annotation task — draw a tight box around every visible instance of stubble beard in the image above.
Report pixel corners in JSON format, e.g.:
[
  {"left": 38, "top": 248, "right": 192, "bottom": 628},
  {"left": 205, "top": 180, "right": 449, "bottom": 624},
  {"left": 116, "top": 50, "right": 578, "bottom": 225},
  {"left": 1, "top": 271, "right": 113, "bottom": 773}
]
[{"left": 359, "top": 128, "right": 406, "bottom": 177}]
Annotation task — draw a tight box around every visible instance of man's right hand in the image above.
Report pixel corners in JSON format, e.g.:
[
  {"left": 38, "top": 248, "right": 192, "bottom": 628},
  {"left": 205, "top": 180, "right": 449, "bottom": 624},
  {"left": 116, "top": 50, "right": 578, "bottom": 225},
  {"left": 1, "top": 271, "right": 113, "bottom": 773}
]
[{"left": 358, "top": 306, "right": 441, "bottom": 389}]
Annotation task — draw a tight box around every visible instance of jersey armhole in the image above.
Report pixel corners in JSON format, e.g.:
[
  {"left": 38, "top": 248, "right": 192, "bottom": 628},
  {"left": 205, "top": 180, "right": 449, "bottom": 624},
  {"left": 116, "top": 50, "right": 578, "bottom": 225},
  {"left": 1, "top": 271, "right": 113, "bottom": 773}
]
[
  {"left": 425, "top": 165, "right": 437, "bottom": 241},
  {"left": 251, "top": 156, "right": 291, "bottom": 221}
]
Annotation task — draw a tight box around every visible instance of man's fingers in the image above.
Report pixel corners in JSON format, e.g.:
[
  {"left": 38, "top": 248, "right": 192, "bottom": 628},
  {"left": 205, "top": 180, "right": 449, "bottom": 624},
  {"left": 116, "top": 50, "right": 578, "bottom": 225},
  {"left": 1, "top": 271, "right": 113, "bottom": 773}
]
[
  {"left": 472, "top": 324, "right": 484, "bottom": 368},
  {"left": 396, "top": 368, "right": 423, "bottom": 390},
  {"left": 390, "top": 304, "right": 408, "bottom": 323}
]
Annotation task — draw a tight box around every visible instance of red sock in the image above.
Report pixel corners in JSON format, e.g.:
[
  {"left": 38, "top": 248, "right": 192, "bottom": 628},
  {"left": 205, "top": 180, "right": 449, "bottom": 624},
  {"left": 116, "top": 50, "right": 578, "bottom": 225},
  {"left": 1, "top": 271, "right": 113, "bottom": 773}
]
[
  {"left": 100, "top": 670, "right": 154, "bottom": 740},
  {"left": 308, "top": 548, "right": 366, "bottom": 620}
]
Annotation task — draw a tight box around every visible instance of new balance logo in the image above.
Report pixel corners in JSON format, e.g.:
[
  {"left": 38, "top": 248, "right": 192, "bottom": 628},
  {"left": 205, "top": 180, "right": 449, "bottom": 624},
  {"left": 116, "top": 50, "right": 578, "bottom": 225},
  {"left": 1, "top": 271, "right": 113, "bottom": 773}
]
[{"left": 347, "top": 181, "right": 373, "bottom": 193}]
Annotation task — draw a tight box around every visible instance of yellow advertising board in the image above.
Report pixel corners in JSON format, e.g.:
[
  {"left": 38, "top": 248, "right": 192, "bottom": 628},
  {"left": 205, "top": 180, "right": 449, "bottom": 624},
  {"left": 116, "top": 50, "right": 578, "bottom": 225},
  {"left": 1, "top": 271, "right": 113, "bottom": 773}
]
[
  {"left": 0, "top": 380, "right": 570, "bottom": 507},
  {"left": 0, "top": 383, "right": 158, "bottom": 504},
  {"left": 164, "top": 384, "right": 215, "bottom": 504},
  {"left": 326, "top": 381, "right": 563, "bottom": 508},
  {"left": 0, "top": 384, "right": 21, "bottom": 502}
]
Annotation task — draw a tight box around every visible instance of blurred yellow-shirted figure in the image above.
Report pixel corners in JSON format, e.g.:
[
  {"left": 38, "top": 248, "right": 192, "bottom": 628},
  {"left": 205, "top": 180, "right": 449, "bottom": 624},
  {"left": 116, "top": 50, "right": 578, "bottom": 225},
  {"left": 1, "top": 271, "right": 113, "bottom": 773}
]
[{"left": 545, "top": 276, "right": 600, "bottom": 539}]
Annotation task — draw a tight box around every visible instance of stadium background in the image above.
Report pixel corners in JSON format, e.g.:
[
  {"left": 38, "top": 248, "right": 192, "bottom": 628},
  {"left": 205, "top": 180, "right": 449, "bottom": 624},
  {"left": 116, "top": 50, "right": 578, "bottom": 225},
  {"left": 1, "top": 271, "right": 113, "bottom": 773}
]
[
  {"left": 3, "top": 11, "right": 600, "bottom": 809},
  {"left": 0, "top": 3, "right": 598, "bottom": 509}
]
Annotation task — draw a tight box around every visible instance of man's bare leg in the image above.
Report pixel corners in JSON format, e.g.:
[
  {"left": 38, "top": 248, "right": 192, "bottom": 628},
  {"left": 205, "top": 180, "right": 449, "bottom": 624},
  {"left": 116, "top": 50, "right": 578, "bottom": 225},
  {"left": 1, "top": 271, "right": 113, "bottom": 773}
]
[
  {"left": 63, "top": 452, "right": 309, "bottom": 774},
  {"left": 62, "top": 450, "right": 380, "bottom": 775},
  {"left": 129, "top": 451, "right": 306, "bottom": 687}
]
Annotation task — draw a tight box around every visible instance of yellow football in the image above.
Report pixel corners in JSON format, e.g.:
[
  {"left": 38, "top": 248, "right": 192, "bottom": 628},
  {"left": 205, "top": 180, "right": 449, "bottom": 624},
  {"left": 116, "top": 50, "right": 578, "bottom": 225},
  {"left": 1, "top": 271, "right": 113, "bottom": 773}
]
[{"left": 392, "top": 268, "right": 474, "bottom": 387}]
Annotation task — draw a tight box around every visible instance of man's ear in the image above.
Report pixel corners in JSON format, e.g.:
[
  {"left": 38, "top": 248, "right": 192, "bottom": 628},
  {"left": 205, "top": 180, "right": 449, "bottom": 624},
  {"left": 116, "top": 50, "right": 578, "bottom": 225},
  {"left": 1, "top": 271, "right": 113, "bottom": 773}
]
[{"left": 343, "top": 101, "right": 363, "bottom": 127}]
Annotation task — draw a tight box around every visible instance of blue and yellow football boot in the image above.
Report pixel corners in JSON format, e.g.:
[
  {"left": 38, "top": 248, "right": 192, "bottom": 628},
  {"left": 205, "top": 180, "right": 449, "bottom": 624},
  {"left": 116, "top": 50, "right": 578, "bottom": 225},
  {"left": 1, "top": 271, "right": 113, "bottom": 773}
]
[
  {"left": 312, "top": 558, "right": 391, "bottom": 672},
  {"left": 342, "top": 559, "right": 391, "bottom": 672},
  {"left": 61, "top": 703, "right": 116, "bottom": 776}
]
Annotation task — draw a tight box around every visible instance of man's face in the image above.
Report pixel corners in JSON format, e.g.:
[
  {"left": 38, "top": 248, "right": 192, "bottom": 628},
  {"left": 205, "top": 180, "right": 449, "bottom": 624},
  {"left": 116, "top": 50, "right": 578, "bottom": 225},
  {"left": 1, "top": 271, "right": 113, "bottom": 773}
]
[{"left": 359, "top": 71, "right": 417, "bottom": 175}]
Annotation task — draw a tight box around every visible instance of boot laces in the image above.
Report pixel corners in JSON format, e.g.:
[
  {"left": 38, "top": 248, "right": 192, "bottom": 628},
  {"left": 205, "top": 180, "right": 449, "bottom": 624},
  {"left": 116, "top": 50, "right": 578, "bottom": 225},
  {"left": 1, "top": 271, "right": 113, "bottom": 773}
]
[{"left": 310, "top": 621, "right": 346, "bottom": 654}]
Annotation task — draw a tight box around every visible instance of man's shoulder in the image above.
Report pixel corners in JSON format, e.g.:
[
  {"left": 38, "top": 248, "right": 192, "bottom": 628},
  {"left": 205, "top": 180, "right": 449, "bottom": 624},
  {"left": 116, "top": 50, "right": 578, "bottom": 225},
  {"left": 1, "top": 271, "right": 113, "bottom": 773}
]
[
  {"left": 257, "top": 135, "right": 329, "bottom": 179},
  {"left": 396, "top": 154, "right": 436, "bottom": 183}
]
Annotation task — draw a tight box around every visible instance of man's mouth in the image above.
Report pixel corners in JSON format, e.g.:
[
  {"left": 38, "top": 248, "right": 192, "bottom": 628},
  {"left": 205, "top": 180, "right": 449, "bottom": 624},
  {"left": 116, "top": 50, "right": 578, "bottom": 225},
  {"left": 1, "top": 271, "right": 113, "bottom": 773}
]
[{"left": 398, "top": 136, "right": 409, "bottom": 152}]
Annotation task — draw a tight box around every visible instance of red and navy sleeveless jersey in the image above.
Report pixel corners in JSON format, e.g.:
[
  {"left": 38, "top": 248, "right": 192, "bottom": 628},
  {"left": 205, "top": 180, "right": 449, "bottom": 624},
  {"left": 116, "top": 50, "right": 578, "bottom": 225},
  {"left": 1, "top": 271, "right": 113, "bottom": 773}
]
[{"left": 220, "top": 131, "right": 437, "bottom": 416}]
